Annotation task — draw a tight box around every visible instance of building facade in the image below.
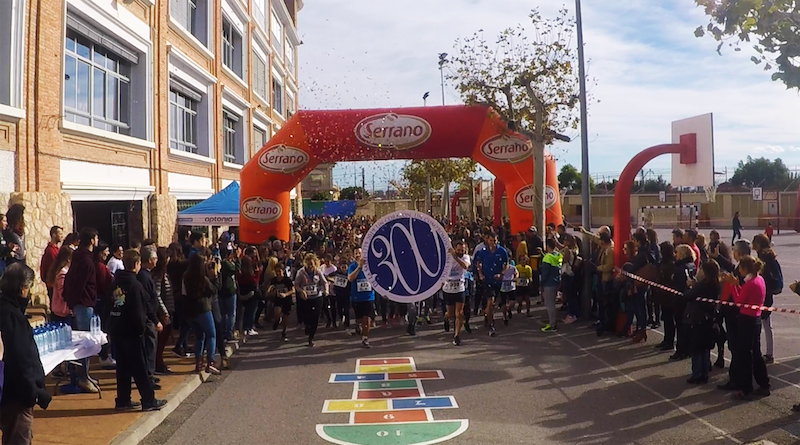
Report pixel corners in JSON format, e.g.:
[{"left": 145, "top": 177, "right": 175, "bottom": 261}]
[
  {"left": 0, "top": 0, "right": 302, "bottom": 301},
  {"left": 299, "top": 162, "right": 335, "bottom": 199}
]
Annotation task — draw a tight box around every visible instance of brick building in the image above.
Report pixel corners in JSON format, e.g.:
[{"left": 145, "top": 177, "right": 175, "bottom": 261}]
[{"left": 0, "top": 0, "right": 302, "bottom": 301}]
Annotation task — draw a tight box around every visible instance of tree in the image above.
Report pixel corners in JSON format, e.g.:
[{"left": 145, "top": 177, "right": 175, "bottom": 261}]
[
  {"left": 558, "top": 163, "right": 595, "bottom": 192},
  {"left": 310, "top": 192, "right": 331, "bottom": 201},
  {"left": 339, "top": 186, "right": 368, "bottom": 201},
  {"left": 447, "top": 8, "right": 583, "bottom": 231},
  {"left": 392, "top": 159, "right": 478, "bottom": 212},
  {"left": 694, "top": 0, "right": 800, "bottom": 90},
  {"left": 633, "top": 175, "right": 669, "bottom": 193},
  {"left": 730, "top": 156, "right": 792, "bottom": 188}
]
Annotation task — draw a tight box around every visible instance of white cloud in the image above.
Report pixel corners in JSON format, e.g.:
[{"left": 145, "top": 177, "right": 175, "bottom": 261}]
[{"left": 297, "top": 0, "right": 800, "bottom": 188}]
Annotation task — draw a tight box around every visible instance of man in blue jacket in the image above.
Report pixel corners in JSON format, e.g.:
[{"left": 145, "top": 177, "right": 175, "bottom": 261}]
[{"left": 474, "top": 231, "right": 509, "bottom": 338}]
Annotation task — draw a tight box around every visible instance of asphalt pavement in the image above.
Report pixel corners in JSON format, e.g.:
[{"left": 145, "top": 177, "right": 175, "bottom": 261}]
[{"left": 142, "top": 228, "right": 800, "bottom": 445}]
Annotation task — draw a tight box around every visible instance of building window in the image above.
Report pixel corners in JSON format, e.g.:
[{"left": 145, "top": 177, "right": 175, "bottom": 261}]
[
  {"left": 64, "top": 28, "right": 133, "bottom": 134},
  {"left": 223, "top": 110, "right": 236, "bottom": 163},
  {"left": 285, "top": 40, "right": 294, "bottom": 74},
  {"left": 310, "top": 174, "right": 323, "bottom": 188},
  {"left": 253, "top": 126, "right": 266, "bottom": 152},
  {"left": 270, "top": 9, "right": 283, "bottom": 56},
  {"left": 286, "top": 90, "right": 295, "bottom": 118},
  {"left": 170, "top": 0, "right": 209, "bottom": 47},
  {"left": 0, "top": 0, "right": 25, "bottom": 107},
  {"left": 169, "top": 84, "right": 200, "bottom": 154},
  {"left": 222, "top": 17, "right": 243, "bottom": 77},
  {"left": 272, "top": 75, "right": 283, "bottom": 115},
  {"left": 252, "top": 52, "right": 267, "bottom": 100},
  {"left": 252, "top": 0, "right": 267, "bottom": 31}
]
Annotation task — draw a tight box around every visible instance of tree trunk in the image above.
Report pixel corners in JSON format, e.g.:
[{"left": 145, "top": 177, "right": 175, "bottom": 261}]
[
  {"left": 442, "top": 182, "right": 450, "bottom": 219},
  {"left": 470, "top": 178, "right": 477, "bottom": 222},
  {"left": 526, "top": 85, "right": 547, "bottom": 235}
]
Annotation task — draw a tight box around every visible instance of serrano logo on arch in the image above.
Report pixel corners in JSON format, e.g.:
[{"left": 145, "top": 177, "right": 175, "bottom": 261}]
[
  {"left": 354, "top": 113, "right": 432, "bottom": 150},
  {"left": 241, "top": 197, "right": 282, "bottom": 223},
  {"left": 544, "top": 185, "right": 557, "bottom": 209},
  {"left": 480, "top": 135, "right": 531, "bottom": 163},
  {"left": 514, "top": 186, "right": 535, "bottom": 210},
  {"left": 258, "top": 145, "right": 309, "bottom": 174}
]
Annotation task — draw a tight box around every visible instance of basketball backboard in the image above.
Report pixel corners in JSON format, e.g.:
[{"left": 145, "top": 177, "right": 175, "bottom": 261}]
[{"left": 671, "top": 113, "right": 714, "bottom": 188}]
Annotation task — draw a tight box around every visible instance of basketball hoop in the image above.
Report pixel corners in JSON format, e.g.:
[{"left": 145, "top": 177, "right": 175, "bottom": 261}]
[{"left": 704, "top": 184, "right": 718, "bottom": 203}]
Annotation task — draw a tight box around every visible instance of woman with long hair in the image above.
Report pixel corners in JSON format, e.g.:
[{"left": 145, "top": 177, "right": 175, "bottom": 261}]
[
  {"left": 654, "top": 242, "right": 677, "bottom": 351},
  {"left": 183, "top": 250, "right": 221, "bottom": 375},
  {"left": 669, "top": 244, "right": 696, "bottom": 361},
  {"left": 237, "top": 247, "right": 260, "bottom": 337},
  {"left": 725, "top": 255, "right": 770, "bottom": 400},
  {"left": 752, "top": 234, "right": 783, "bottom": 364},
  {"left": 93, "top": 243, "right": 115, "bottom": 368},
  {"left": 152, "top": 247, "right": 175, "bottom": 374},
  {"left": 47, "top": 246, "right": 73, "bottom": 323},
  {"left": 167, "top": 243, "right": 190, "bottom": 357},
  {"left": 646, "top": 229, "right": 661, "bottom": 328},
  {"left": 683, "top": 260, "right": 721, "bottom": 384},
  {"left": 560, "top": 235, "right": 580, "bottom": 325}
]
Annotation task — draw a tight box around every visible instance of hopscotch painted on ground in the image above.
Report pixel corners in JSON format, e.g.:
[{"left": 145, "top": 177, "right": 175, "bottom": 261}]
[{"left": 317, "top": 357, "right": 469, "bottom": 445}]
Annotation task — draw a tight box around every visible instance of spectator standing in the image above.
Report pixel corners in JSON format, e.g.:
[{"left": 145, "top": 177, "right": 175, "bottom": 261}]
[
  {"left": 219, "top": 246, "right": 240, "bottom": 342},
  {"left": 0, "top": 263, "right": 52, "bottom": 444},
  {"left": 166, "top": 243, "right": 190, "bottom": 357},
  {"left": 46, "top": 247, "right": 73, "bottom": 324},
  {"left": 107, "top": 245, "right": 124, "bottom": 276},
  {"left": 107, "top": 250, "right": 167, "bottom": 412},
  {"left": 94, "top": 244, "right": 115, "bottom": 369},
  {"left": 752, "top": 234, "right": 783, "bottom": 365},
  {"left": 187, "top": 232, "right": 207, "bottom": 258},
  {"left": 63, "top": 227, "right": 99, "bottom": 393},
  {"left": 40, "top": 226, "right": 63, "bottom": 305},
  {"left": 183, "top": 251, "right": 221, "bottom": 375},
  {"left": 152, "top": 247, "right": 175, "bottom": 375},
  {"left": 137, "top": 246, "right": 166, "bottom": 390},
  {"left": 2, "top": 204, "right": 26, "bottom": 265}
]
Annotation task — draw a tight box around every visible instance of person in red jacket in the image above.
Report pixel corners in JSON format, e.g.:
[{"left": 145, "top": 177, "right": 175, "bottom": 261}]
[
  {"left": 62, "top": 227, "right": 99, "bottom": 394},
  {"left": 725, "top": 255, "right": 770, "bottom": 401},
  {"left": 40, "top": 226, "right": 63, "bottom": 306}
]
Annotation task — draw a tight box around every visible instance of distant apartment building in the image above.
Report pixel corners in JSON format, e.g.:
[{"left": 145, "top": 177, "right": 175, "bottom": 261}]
[
  {"left": 300, "top": 162, "right": 335, "bottom": 199},
  {"left": 0, "top": 0, "right": 302, "bottom": 297}
]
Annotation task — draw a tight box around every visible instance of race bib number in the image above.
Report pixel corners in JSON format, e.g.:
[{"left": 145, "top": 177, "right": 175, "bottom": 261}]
[
  {"left": 304, "top": 285, "right": 317, "bottom": 295},
  {"left": 443, "top": 281, "right": 461, "bottom": 293},
  {"left": 357, "top": 279, "right": 372, "bottom": 292},
  {"left": 274, "top": 285, "right": 286, "bottom": 294},
  {"left": 501, "top": 280, "right": 515, "bottom": 292},
  {"left": 334, "top": 276, "right": 348, "bottom": 288},
  {"left": 517, "top": 277, "right": 530, "bottom": 287}
]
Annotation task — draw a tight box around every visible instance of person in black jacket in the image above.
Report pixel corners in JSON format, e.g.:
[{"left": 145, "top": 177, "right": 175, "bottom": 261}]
[
  {"left": 0, "top": 263, "right": 52, "bottom": 444},
  {"left": 107, "top": 250, "right": 167, "bottom": 412},
  {"left": 684, "top": 260, "right": 722, "bottom": 384},
  {"left": 137, "top": 246, "right": 166, "bottom": 390},
  {"left": 670, "top": 244, "right": 697, "bottom": 361},
  {"left": 753, "top": 234, "right": 782, "bottom": 364}
]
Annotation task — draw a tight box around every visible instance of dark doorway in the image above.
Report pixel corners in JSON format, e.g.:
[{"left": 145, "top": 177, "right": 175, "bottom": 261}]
[{"left": 72, "top": 200, "right": 144, "bottom": 248}]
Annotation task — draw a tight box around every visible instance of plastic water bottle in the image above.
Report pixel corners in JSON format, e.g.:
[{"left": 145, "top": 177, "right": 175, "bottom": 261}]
[
  {"left": 44, "top": 325, "right": 53, "bottom": 354},
  {"left": 66, "top": 323, "right": 73, "bottom": 346},
  {"left": 33, "top": 328, "right": 42, "bottom": 356}
]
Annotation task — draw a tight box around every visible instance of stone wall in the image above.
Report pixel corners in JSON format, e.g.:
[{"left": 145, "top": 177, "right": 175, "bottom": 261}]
[
  {"left": 8, "top": 192, "right": 73, "bottom": 306},
  {"left": 149, "top": 194, "right": 177, "bottom": 247}
]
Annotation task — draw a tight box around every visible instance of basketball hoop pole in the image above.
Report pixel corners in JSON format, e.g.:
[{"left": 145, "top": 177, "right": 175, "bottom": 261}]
[{"left": 575, "top": 0, "right": 592, "bottom": 319}]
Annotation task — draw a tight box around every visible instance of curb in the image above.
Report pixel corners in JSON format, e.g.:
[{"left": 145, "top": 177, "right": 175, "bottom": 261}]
[{"left": 109, "top": 341, "right": 241, "bottom": 445}]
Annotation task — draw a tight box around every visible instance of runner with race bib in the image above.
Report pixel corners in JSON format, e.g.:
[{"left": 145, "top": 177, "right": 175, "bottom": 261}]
[
  {"left": 294, "top": 254, "right": 326, "bottom": 347},
  {"left": 442, "top": 241, "right": 471, "bottom": 346},
  {"left": 347, "top": 248, "right": 375, "bottom": 349},
  {"left": 515, "top": 255, "right": 534, "bottom": 317}
]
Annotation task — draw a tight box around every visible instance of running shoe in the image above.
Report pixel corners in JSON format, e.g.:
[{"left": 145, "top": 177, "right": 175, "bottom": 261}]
[
  {"left": 453, "top": 336, "right": 462, "bottom": 346},
  {"left": 142, "top": 399, "right": 167, "bottom": 412},
  {"left": 464, "top": 323, "right": 472, "bottom": 334},
  {"left": 541, "top": 324, "right": 557, "bottom": 333},
  {"left": 362, "top": 339, "right": 372, "bottom": 348},
  {"left": 764, "top": 355, "right": 774, "bottom": 364},
  {"left": 508, "top": 311, "right": 513, "bottom": 320},
  {"left": 444, "top": 319, "right": 450, "bottom": 332},
  {"left": 489, "top": 325, "right": 496, "bottom": 337},
  {"left": 273, "top": 321, "right": 279, "bottom": 331},
  {"left": 563, "top": 315, "right": 577, "bottom": 325},
  {"left": 345, "top": 328, "right": 353, "bottom": 336},
  {"left": 206, "top": 363, "right": 222, "bottom": 375},
  {"left": 308, "top": 341, "right": 315, "bottom": 347},
  {"left": 425, "top": 315, "right": 432, "bottom": 324},
  {"left": 246, "top": 329, "right": 259, "bottom": 336}
]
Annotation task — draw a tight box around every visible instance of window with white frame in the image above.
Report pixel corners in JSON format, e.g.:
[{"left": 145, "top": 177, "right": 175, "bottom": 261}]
[
  {"left": 252, "top": 51, "right": 267, "bottom": 101},
  {"left": 170, "top": 0, "right": 209, "bottom": 47},
  {"left": 169, "top": 80, "right": 202, "bottom": 154},
  {"left": 0, "top": 0, "right": 25, "bottom": 108},
  {"left": 252, "top": 0, "right": 267, "bottom": 32},
  {"left": 272, "top": 74, "right": 283, "bottom": 115},
  {"left": 270, "top": 9, "right": 283, "bottom": 57},
  {"left": 64, "top": 20, "right": 137, "bottom": 135},
  {"left": 286, "top": 89, "right": 295, "bottom": 118},
  {"left": 222, "top": 17, "right": 243, "bottom": 77},
  {"left": 284, "top": 40, "right": 294, "bottom": 75},
  {"left": 222, "top": 108, "right": 245, "bottom": 164},
  {"left": 253, "top": 126, "right": 266, "bottom": 152}
]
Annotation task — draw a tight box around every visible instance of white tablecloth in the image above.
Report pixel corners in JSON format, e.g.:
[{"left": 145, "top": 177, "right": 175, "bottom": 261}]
[{"left": 40, "top": 331, "right": 108, "bottom": 376}]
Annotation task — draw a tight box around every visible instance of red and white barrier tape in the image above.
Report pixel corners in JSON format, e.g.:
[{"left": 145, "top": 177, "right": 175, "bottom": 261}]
[{"left": 615, "top": 268, "right": 798, "bottom": 315}]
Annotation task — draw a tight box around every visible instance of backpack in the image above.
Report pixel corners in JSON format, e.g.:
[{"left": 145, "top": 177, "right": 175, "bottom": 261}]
[{"left": 763, "top": 258, "right": 784, "bottom": 295}]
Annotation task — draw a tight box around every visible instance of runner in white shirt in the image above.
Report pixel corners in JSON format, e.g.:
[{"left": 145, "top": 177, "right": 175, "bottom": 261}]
[
  {"left": 443, "top": 241, "right": 471, "bottom": 346},
  {"left": 499, "top": 261, "right": 518, "bottom": 326}
]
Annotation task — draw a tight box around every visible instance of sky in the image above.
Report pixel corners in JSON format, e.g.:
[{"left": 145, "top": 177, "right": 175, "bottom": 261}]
[{"left": 296, "top": 0, "right": 800, "bottom": 191}]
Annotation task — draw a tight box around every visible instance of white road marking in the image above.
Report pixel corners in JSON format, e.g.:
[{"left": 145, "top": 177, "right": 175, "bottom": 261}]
[{"left": 557, "top": 330, "right": 743, "bottom": 444}]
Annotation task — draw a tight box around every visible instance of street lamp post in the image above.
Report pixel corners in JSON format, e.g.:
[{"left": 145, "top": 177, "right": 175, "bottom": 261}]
[
  {"left": 575, "top": 0, "right": 593, "bottom": 319},
  {"left": 438, "top": 53, "right": 448, "bottom": 106}
]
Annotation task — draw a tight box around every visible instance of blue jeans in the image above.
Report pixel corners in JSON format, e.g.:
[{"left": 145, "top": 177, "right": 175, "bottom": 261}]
[
  {"left": 624, "top": 288, "right": 648, "bottom": 331},
  {"left": 219, "top": 295, "right": 236, "bottom": 340},
  {"left": 69, "top": 305, "right": 94, "bottom": 384},
  {"left": 691, "top": 350, "right": 711, "bottom": 379},
  {"left": 190, "top": 311, "right": 216, "bottom": 365}
]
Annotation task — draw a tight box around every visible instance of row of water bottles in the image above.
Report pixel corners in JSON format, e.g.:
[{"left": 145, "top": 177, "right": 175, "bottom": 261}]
[
  {"left": 90, "top": 315, "right": 102, "bottom": 335},
  {"left": 33, "top": 322, "right": 73, "bottom": 357}
]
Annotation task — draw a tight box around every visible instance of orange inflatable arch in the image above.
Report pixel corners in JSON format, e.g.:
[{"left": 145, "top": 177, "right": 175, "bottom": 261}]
[{"left": 240, "top": 105, "right": 563, "bottom": 244}]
